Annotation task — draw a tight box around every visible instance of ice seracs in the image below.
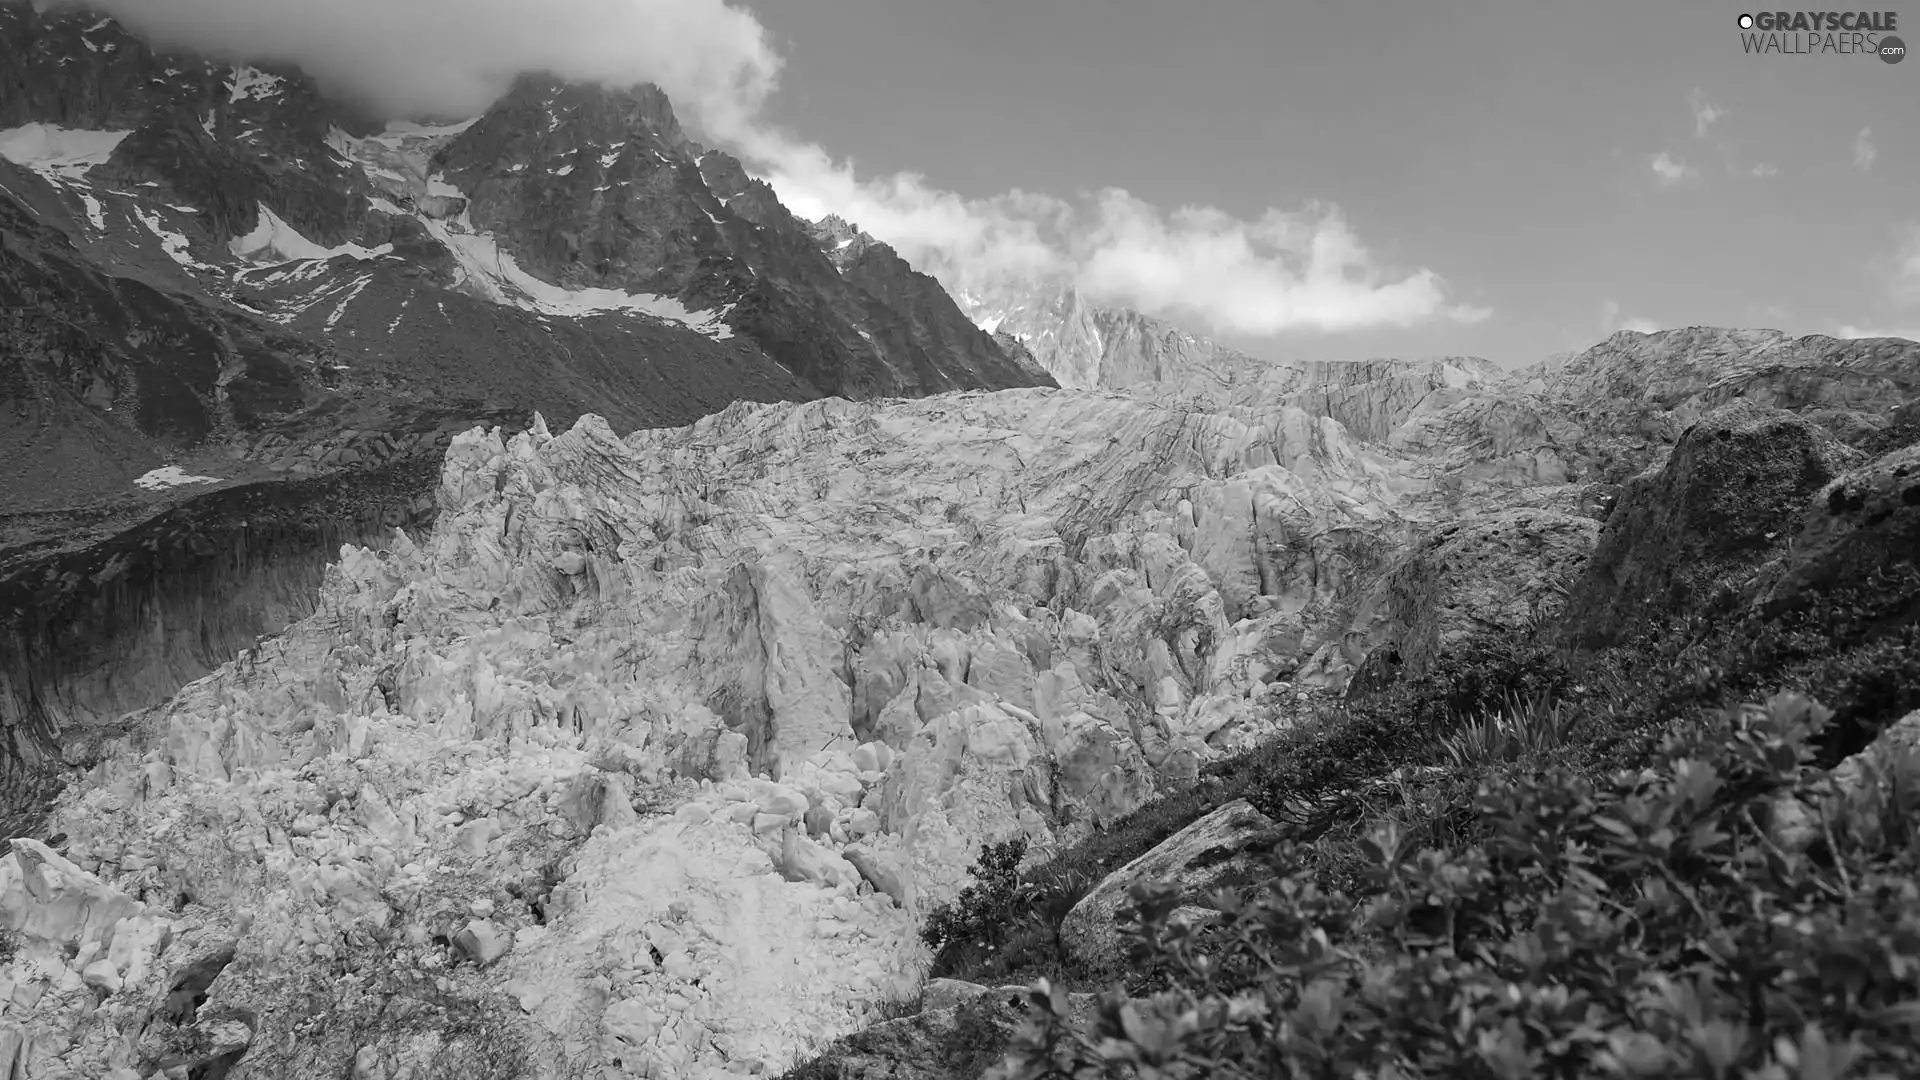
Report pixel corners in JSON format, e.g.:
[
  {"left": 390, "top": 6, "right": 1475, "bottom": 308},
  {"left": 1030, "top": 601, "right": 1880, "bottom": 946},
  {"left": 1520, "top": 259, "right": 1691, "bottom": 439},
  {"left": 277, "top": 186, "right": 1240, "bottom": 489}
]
[{"left": 2, "top": 389, "right": 1418, "bottom": 1076}]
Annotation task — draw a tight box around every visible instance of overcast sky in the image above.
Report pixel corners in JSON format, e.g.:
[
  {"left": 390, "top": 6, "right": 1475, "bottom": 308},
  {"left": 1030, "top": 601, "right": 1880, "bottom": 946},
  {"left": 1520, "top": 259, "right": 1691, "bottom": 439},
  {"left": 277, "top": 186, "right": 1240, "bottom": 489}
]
[
  {"left": 742, "top": 0, "right": 1917, "bottom": 366},
  {"left": 85, "top": 0, "right": 1917, "bottom": 368}
]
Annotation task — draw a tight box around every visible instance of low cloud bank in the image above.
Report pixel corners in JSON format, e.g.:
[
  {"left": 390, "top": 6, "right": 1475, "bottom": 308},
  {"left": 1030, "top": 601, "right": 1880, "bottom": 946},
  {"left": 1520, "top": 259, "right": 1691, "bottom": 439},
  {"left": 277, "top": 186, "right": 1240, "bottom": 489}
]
[{"left": 87, "top": 0, "right": 1488, "bottom": 335}]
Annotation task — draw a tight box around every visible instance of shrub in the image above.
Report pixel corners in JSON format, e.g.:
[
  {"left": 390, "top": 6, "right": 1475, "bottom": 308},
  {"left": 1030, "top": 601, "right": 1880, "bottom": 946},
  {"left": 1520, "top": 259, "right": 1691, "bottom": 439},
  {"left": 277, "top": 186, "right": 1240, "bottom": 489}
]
[
  {"left": 998, "top": 691, "right": 1920, "bottom": 1080},
  {"left": 921, "top": 838, "right": 1032, "bottom": 962}
]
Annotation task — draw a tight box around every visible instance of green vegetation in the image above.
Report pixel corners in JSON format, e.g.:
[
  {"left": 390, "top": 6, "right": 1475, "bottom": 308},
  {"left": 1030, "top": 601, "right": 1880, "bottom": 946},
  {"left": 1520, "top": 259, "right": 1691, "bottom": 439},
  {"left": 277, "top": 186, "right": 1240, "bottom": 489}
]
[
  {"left": 1005, "top": 690, "right": 1920, "bottom": 1079},
  {"left": 783, "top": 991, "right": 1028, "bottom": 1080},
  {"left": 900, "top": 559, "right": 1920, "bottom": 1041}
]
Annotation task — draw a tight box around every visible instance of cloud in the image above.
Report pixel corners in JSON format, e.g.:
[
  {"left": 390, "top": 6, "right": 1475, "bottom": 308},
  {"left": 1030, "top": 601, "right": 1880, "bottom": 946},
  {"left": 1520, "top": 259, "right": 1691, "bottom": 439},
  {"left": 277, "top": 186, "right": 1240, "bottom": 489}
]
[
  {"left": 749, "top": 140, "right": 1490, "bottom": 333},
  {"left": 1838, "top": 229, "right": 1920, "bottom": 337},
  {"left": 1836, "top": 324, "right": 1920, "bottom": 341},
  {"left": 1648, "top": 151, "right": 1699, "bottom": 185},
  {"left": 83, "top": 0, "right": 1485, "bottom": 339},
  {"left": 1887, "top": 224, "right": 1920, "bottom": 306},
  {"left": 1601, "top": 299, "right": 1660, "bottom": 335},
  {"left": 88, "top": 0, "right": 782, "bottom": 135},
  {"left": 1689, "top": 88, "right": 1725, "bottom": 138},
  {"left": 1068, "top": 192, "right": 1493, "bottom": 334},
  {"left": 1747, "top": 162, "right": 1778, "bottom": 178},
  {"left": 1854, "top": 126, "right": 1878, "bottom": 170}
]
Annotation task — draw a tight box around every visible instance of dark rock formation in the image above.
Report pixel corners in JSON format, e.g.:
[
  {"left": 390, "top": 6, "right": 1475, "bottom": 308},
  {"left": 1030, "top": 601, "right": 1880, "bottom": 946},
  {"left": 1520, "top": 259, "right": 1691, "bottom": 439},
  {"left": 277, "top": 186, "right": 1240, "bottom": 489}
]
[
  {"left": 433, "top": 74, "right": 1053, "bottom": 400},
  {"left": 1762, "top": 439, "right": 1920, "bottom": 613},
  {"left": 1559, "top": 401, "right": 1860, "bottom": 649}
]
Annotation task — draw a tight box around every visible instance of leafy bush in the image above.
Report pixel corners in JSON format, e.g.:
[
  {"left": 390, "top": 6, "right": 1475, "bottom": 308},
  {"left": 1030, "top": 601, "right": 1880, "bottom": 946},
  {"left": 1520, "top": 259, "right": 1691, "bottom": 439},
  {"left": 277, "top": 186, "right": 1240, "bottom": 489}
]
[
  {"left": 998, "top": 692, "right": 1920, "bottom": 1080},
  {"left": 922, "top": 838, "right": 1032, "bottom": 962}
]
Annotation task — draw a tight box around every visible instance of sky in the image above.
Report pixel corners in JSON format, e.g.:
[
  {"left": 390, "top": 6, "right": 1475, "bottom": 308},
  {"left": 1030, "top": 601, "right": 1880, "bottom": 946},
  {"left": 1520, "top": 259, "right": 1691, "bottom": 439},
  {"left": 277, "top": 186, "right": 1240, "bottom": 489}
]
[
  {"left": 82, "top": 0, "right": 1919, "bottom": 369},
  {"left": 740, "top": 0, "right": 1918, "bottom": 366}
]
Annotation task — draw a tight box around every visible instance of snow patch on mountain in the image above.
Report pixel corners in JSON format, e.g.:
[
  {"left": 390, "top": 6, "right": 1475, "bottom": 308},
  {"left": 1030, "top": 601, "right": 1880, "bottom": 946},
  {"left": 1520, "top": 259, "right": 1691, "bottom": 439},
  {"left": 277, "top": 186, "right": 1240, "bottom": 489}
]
[
  {"left": 228, "top": 65, "right": 286, "bottom": 104},
  {"left": 419, "top": 177, "right": 735, "bottom": 339},
  {"left": 134, "top": 466, "right": 220, "bottom": 490},
  {"left": 230, "top": 204, "right": 394, "bottom": 265},
  {"left": 134, "top": 206, "right": 219, "bottom": 272},
  {"left": 74, "top": 187, "right": 106, "bottom": 230},
  {"left": 324, "top": 275, "right": 375, "bottom": 331},
  {"left": 0, "top": 124, "right": 131, "bottom": 180}
]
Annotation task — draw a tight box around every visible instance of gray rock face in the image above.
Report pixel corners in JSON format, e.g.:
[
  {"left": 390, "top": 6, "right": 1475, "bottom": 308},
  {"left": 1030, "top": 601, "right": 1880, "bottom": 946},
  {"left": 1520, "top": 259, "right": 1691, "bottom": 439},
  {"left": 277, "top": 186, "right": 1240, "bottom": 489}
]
[
  {"left": 1058, "top": 798, "right": 1283, "bottom": 977},
  {"left": 432, "top": 73, "right": 1052, "bottom": 400},
  {"left": 1771, "top": 704, "right": 1920, "bottom": 854},
  {"left": 1763, "top": 441, "right": 1920, "bottom": 612},
  {"left": 1347, "top": 508, "right": 1600, "bottom": 691},
  {"left": 1559, "top": 400, "right": 1860, "bottom": 649}
]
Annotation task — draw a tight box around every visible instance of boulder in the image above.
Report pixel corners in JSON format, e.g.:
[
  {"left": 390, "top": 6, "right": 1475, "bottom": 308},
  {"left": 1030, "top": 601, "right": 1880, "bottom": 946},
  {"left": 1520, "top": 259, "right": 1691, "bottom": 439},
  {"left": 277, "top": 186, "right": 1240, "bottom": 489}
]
[
  {"left": 1772, "top": 706, "right": 1920, "bottom": 853},
  {"left": 1559, "top": 401, "right": 1858, "bottom": 648},
  {"left": 844, "top": 844, "right": 908, "bottom": 907},
  {"left": 1059, "top": 798, "right": 1282, "bottom": 976},
  {"left": 1763, "top": 441, "right": 1920, "bottom": 612},
  {"left": 453, "top": 919, "right": 512, "bottom": 966},
  {"left": 1346, "top": 507, "right": 1599, "bottom": 692}
]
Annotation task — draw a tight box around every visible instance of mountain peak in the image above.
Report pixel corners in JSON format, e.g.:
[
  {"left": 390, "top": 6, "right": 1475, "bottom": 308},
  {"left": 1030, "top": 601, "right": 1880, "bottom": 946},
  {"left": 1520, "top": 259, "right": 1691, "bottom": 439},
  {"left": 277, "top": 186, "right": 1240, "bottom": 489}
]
[
  {"left": 807, "top": 213, "right": 880, "bottom": 269},
  {"left": 486, "top": 73, "right": 686, "bottom": 149}
]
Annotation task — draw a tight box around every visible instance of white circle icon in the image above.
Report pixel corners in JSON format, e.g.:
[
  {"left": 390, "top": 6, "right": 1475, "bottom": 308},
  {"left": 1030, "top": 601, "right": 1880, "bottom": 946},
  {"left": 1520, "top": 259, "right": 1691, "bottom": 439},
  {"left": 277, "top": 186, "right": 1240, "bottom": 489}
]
[{"left": 1738, "top": 13, "right": 1754, "bottom": 28}]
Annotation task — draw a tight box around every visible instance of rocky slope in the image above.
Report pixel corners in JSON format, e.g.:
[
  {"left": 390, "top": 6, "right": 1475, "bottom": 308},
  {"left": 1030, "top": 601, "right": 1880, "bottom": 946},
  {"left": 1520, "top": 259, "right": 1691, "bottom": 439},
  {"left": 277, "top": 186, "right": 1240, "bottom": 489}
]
[
  {"left": 4, "top": 323, "right": 1918, "bottom": 1078},
  {"left": 0, "top": 0, "right": 1052, "bottom": 827}
]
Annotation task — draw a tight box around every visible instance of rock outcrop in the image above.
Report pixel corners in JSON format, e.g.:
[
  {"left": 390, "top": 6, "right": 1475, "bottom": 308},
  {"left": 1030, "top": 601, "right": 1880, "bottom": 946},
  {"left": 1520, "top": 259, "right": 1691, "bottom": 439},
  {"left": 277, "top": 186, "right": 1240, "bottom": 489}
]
[
  {"left": 1057, "top": 798, "right": 1283, "bottom": 977},
  {"left": 1769, "top": 703, "right": 1920, "bottom": 855},
  {"left": 1762, "top": 440, "right": 1920, "bottom": 612},
  {"left": 1347, "top": 508, "right": 1599, "bottom": 691},
  {"left": 1559, "top": 401, "right": 1860, "bottom": 648}
]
